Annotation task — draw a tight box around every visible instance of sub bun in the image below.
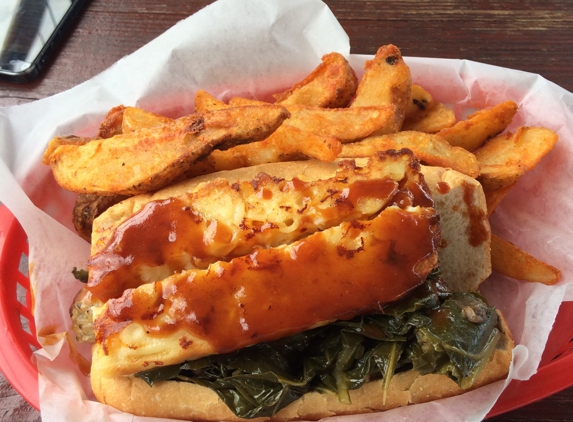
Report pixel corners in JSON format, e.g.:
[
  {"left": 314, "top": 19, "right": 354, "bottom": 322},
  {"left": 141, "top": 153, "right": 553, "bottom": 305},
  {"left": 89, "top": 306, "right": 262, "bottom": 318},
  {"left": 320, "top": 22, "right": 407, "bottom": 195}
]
[{"left": 74, "top": 150, "right": 509, "bottom": 421}]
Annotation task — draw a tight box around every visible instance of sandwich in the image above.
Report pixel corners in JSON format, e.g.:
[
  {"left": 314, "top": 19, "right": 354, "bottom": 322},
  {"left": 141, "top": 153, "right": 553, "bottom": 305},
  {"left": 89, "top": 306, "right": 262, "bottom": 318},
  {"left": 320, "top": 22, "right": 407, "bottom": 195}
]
[{"left": 70, "top": 149, "right": 513, "bottom": 421}]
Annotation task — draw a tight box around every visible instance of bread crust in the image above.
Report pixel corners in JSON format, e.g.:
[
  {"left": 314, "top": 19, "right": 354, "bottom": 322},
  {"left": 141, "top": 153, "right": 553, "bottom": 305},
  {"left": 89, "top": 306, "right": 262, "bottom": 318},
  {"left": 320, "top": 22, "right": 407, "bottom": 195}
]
[{"left": 91, "top": 312, "right": 513, "bottom": 421}]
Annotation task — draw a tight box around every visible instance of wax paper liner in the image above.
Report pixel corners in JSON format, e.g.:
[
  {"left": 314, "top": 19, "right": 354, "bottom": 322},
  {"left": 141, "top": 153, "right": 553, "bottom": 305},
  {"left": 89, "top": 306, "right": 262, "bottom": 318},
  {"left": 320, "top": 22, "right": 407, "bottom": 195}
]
[{"left": 0, "top": 0, "right": 572, "bottom": 421}]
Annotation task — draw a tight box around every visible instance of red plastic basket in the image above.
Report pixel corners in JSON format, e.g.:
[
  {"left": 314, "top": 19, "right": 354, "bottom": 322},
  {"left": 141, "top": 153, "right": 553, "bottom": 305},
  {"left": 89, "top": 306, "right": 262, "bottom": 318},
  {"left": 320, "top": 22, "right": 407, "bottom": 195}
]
[
  {"left": 0, "top": 203, "right": 41, "bottom": 410},
  {"left": 0, "top": 202, "right": 572, "bottom": 416}
]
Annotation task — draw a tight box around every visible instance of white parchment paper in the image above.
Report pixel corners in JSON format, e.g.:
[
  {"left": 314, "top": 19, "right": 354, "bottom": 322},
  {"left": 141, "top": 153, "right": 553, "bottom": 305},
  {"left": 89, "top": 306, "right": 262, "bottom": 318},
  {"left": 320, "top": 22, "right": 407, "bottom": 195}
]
[{"left": 0, "top": 0, "right": 572, "bottom": 421}]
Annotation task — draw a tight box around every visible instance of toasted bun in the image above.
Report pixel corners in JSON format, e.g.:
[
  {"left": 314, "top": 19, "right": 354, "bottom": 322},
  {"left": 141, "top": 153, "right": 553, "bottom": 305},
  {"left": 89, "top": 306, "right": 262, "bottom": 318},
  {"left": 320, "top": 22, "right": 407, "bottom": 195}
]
[
  {"left": 422, "top": 166, "right": 491, "bottom": 291},
  {"left": 91, "top": 311, "right": 512, "bottom": 421}
]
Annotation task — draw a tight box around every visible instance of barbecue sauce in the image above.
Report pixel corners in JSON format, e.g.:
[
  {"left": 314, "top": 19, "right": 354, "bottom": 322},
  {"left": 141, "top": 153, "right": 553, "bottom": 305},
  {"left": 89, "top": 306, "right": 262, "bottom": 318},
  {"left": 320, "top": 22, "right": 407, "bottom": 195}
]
[
  {"left": 87, "top": 173, "right": 409, "bottom": 302},
  {"left": 95, "top": 206, "right": 440, "bottom": 356}
]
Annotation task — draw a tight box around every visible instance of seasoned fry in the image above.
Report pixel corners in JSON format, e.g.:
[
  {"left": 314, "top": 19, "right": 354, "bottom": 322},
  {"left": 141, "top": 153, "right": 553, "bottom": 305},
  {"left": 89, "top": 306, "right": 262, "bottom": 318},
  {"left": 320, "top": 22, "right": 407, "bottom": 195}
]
[
  {"left": 491, "top": 234, "right": 561, "bottom": 285},
  {"left": 42, "top": 136, "right": 94, "bottom": 165},
  {"left": 283, "top": 104, "right": 399, "bottom": 141},
  {"left": 339, "top": 131, "right": 480, "bottom": 178},
  {"left": 98, "top": 105, "right": 126, "bottom": 138},
  {"left": 437, "top": 100, "right": 518, "bottom": 152},
  {"left": 485, "top": 183, "right": 516, "bottom": 217},
  {"left": 476, "top": 126, "right": 559, "bottom": 192},
  {"left": 230, "top": 98, "right": 399, "bottom": 141},
  {"left": 228, "top": 97, "right": 267, "bottom": 107},
  {"left": 349, "top": 44, "right": 411, "bottom": 134},
  {"left": 405, "top": 84, "right": 436, "bottom": 118},
  {"left": 122, "top": 107, "right": 172, "bottom": 133},
  {"left": 273, "top": 52, "right": 358, "bottom": 108},
  {"left": 194, "top": 90, "right": 227, "bottom": 113},
  {"left": 185, "top": 125, "right": 342, "bottom": 178},
  {"left": 402, "top": 102, "right": 457, "bottom": 133},
  {"left": 45, "top": 105, "right": 290, "bottom": 195}
]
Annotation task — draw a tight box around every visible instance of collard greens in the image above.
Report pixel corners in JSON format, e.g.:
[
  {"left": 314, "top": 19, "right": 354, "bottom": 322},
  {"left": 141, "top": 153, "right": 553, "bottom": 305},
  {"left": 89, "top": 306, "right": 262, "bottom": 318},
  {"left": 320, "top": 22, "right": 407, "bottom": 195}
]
[{"left": 136, "top": 274, "right": 500, "bottom": 419}]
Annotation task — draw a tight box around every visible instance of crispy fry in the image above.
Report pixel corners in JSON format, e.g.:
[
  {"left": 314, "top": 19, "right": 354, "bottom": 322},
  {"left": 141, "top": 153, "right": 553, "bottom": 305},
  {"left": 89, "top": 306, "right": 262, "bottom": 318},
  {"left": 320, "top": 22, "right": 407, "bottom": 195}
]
[
  {"left": 485, "top": 182, "right": 516, "bottom": 218},
  {"left": 273, "top": 52, "right": 358, "bottom": 108},
  {"left": 228, "top": 97, "right": 267, "bottom": 107},
  {"left": 402, "top": 103, "right": 457, "bottom": 133},
  {"left": 122, "top": 107, "right": 172, "bottom": 133},
  {"left": 284, "top": 104, "right": 399, "bottom": 141},
  {"left": 405, "top": 84, "right": 436, "bottom": 118},
  {"left": 476, "top": 126, "right": 559, "bottom": 192},
  {"left": 339, "top": 131, "right": 480, "bottom": 178},
  {"left": 349, "top": 45, "right": 411, "bottom": 134},
  {"left": 194, "top": 90, "right": 227, "bottom": 113},
  {"left": 42, "top": 136, "right": 94, "bottom": 165},
  {"left": 185, "top": 125, "right": 342, "bottom": 178},
  {"left": 232, "top": 99, "right": 399, "bottom": 141},
  {"left": 436, "top": 100, "right": 518, "bottom": 152},
  {"left": 98, "top": 105, "right": 126, "bottom": 138},
  {"left": 45, "top": 105, "right": 290, "bottom": 195},
  {"left": 491, "top": 234, "right": 561, "bottom": 285}
]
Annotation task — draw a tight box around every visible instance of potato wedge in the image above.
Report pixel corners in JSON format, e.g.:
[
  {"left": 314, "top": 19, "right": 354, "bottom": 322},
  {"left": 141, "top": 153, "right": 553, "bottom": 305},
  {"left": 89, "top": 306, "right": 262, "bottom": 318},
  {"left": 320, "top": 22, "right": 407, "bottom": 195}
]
[
  {"left": 42, "top": 136, "right": 93, "bottom": 165},
  {"left": 436, "top": 100, "right": 518, "bottom": 152},
  {"left": 491, "top": 234, "right": 561, "bottom": 285},
  {"left": 230, "top": 99, "right": 399, "bottom": 141},
  {"left": 185, "top": 125, "right": 342, "bottom": 178},
  {"left": 45, "top": 105, "right": 290, "bottom": 195},
  {"left": 285, "top": 104, "right": 400, "bottom": 141},
  {"left": 98, "top": 105, "right": 126, "bottom": 138},
  {"left": 194, "top": 90, "right": 227, "bottom": 113},
  {"left": 485, "top": 182, "right": 516, "bottom": 218},
  {"left": 228, "top": 97, "right": 267, "bottom": 107},
  {"left": 273, "top": 52, "right": 358, "bottom": 108},
  {"left": 122, "top": 107, "right": 172, "bottom": 133},
  {"left": 339, "top": 131, "right": 480, "bottom": 178},
  {"left": 402, "top": 102, "right": 457, "bottom": 133},
  {"left": 349, "top": 44, "right": 411, "bottom": 134},
  {"left": 476, "top": 126, "right": 559, "bottom": 192},
  {"left": 405, "top": 84, "right": 436, "bottom": 118}
]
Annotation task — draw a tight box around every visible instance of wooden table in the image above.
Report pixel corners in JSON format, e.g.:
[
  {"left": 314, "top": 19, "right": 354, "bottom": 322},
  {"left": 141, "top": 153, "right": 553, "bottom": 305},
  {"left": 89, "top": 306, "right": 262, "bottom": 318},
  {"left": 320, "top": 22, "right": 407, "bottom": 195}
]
[{"left": 1, "top": 1, "right": 572, "bottom": 421}]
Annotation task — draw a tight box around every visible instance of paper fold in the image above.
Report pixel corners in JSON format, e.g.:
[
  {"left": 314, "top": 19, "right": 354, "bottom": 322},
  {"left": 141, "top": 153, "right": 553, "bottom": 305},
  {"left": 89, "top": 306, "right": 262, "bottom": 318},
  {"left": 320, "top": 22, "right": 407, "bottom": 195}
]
[{"left": 0, "top": 0, "right": 572, "bottom": 421}]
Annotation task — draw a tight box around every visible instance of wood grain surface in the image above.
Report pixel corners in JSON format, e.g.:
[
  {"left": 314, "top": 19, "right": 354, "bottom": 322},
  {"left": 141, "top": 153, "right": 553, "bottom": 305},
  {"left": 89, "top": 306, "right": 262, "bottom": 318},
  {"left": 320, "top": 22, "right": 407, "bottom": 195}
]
[{"left": 1, "top": 1, "right": 572, "bottom": 421}]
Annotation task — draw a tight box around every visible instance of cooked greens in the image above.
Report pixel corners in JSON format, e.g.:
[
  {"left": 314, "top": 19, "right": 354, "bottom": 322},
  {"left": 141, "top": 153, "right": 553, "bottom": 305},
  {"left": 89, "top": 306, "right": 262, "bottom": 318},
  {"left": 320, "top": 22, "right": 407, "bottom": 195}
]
[{"left": 135, "top": 273, "right": 500, "bottom": 419}]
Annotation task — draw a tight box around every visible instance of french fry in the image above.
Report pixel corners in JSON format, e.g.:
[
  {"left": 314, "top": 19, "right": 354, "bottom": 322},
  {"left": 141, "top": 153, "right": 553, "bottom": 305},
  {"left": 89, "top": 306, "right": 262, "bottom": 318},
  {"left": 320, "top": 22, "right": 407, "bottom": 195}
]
[
  {"left": 122, "top": 107, "right": 172, "bottom": 133},
  {"left": 185, "top": 125, "right": 342, "bottom": 178},
  {"left": 44, "top": 105, "right": 290, "bottom": 195},
  {"left": 42, "top": 136, "right": 93, "bottom": 165},
  {"left": 491, "top": 234, "right": 561, "bottom": 285},
  {"left": 284, "top": 104, "right": 399, "bottom": 141},
  {"left": 476, "top": 126, "right": 559, "bottom": 192},
  {"left": 228, "top": 97, "right": 267, "bottom": 107},
  {"left": 485, "top": 182, "right": 516, "bottom": 217},
  {"left": 405, "top": 84, "right": 436, "bottom": 118},
  {"left": 402, "top": 102, "right": 457, "bottom": 133},
  {"left": 194, "top": 90, "right": 227, "bottom": 113},
  {"left": 349, "top": 44, "right": 411, "bottom": 134},
  {"left": 231, "top": 98, "right": 399, "bottom": 141},
  {"left": 436, "top": 100, "right": 518, "bottom": 152},
  {"left": 273, "top": 52, "right": 358, "bottom": 108},
  {"left": 98, "top": 105, "right": 126, "bottom": 138},
  {"left": 339, "top": 131, "right": 480, "bottom": 178}
]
